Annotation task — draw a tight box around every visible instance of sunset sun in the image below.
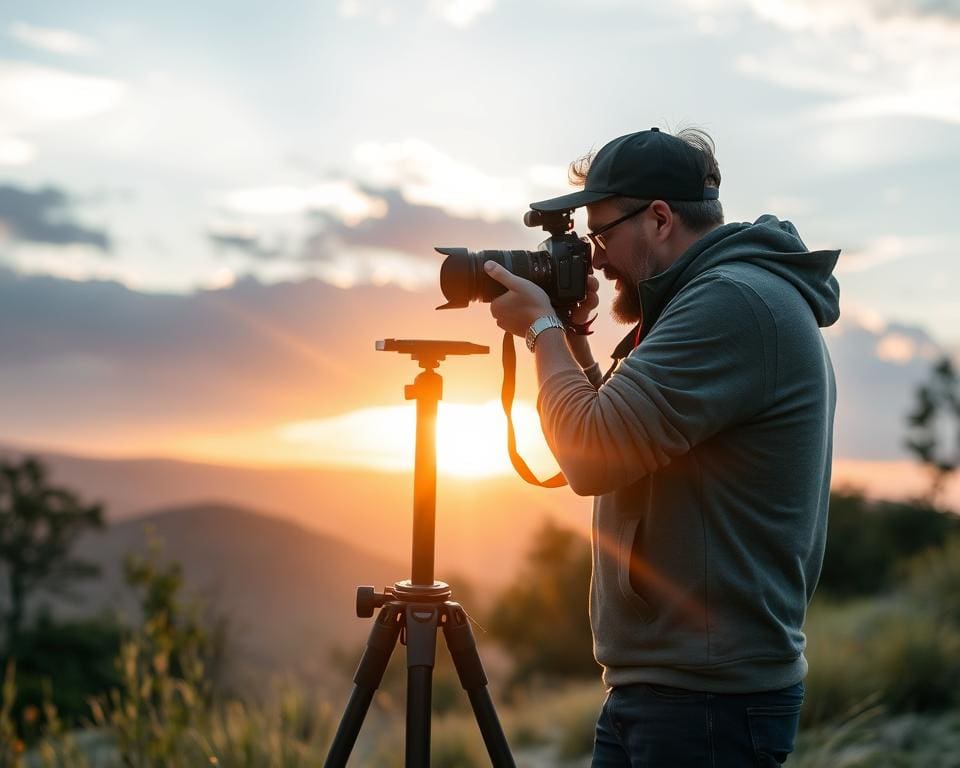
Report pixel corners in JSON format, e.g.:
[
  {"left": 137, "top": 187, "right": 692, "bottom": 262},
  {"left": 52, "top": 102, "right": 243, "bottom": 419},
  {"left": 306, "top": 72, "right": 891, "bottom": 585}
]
[{"left": 278, "top": 400, "right": 557, "bottom": 478}]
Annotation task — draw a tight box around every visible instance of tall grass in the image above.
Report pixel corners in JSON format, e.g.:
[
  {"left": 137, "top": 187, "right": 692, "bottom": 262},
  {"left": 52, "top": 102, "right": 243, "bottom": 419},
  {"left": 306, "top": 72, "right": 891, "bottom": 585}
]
[
  {"left": 802, "top": 536, "right": 960, "bottom": 726},
  {"left": 6, "top": 537, "right": 960, "bottom": 766}
]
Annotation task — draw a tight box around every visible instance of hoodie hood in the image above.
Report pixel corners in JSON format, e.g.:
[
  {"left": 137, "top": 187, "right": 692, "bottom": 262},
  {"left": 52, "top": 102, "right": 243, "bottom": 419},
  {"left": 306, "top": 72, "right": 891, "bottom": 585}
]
[{"left": 612, "top": 215, "right": 840, "bottom": 359}]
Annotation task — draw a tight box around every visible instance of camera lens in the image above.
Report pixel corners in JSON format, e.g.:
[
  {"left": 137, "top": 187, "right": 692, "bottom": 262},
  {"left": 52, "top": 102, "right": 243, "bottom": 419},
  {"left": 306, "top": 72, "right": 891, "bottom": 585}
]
[
  {"left": 437, "top": 248, "right": 476, "bottom": 308},
  {"left": 436, "top": 247, "right": 553, "bottom": 309}
]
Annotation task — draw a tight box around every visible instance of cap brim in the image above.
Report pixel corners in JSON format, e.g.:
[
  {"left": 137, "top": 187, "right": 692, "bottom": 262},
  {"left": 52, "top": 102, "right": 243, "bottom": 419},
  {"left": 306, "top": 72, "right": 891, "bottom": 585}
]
[{"left": 529, "top": 189, "right": 613, "bottom": 212}]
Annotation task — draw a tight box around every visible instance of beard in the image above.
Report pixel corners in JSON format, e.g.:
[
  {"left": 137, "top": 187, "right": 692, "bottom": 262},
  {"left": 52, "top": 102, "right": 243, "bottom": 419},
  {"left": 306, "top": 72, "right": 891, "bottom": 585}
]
[
  {"left": 609, "top": 236, "right": 655, "bottom": 325},
  {"left": 611, "top": 280, "right": 643, "bottom": 324}
]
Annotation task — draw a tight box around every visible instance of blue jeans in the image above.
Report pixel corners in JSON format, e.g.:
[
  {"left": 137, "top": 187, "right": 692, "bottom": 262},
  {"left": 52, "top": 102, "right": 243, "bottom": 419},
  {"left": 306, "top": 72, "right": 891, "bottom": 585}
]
[{"left": 592, "top": 681, "right": 804, "bottom": 767}]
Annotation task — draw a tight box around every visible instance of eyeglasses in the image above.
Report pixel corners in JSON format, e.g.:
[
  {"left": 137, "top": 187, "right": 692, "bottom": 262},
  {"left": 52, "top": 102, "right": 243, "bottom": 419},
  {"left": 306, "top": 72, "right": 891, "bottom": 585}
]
[{"left": 583, "top": 202, "right": 651, "bottom": 251}]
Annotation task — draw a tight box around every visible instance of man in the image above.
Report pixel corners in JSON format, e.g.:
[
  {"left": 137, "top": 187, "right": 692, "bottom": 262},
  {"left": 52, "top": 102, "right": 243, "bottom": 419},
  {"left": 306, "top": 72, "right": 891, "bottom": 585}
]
[{"left": 485, "top": 127, "right": 839, "bottom": 767}]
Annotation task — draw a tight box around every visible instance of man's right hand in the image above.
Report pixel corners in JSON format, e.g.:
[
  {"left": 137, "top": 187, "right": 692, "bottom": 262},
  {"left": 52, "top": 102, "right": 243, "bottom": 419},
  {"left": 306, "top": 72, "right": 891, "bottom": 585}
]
[{"left": 569, "top": 274, "right": 601, "bottom": 326}]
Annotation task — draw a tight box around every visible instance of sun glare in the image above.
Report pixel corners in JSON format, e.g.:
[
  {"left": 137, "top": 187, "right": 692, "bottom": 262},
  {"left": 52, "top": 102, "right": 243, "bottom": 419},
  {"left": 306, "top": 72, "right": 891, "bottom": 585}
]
[{"left": 278, "top": 400, "right": 556, "bottom": 478}]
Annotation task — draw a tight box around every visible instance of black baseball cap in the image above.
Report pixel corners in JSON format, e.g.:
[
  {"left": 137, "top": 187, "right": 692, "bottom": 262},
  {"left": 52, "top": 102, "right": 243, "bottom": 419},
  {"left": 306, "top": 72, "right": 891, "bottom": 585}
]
[{"left": 530, "top": 127, "right": 720, "bottom": 212}]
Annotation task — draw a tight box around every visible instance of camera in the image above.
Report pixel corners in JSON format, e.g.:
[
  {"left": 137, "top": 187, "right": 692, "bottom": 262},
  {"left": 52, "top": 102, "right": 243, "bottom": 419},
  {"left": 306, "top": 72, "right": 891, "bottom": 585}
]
[{"left": 435, "top": 209, "right": 591, "bottom": 315}]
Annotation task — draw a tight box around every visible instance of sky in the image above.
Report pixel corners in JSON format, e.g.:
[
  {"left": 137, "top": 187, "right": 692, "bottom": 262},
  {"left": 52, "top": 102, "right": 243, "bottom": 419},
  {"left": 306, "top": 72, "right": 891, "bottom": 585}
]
[{"left": 1, "top": 0, "right": 958, "bottom": 479}]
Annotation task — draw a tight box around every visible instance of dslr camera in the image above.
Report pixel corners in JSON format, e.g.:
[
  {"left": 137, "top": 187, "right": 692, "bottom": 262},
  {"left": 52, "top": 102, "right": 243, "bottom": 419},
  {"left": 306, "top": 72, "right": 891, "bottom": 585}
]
[{"left": 435, "top": 209, "right": 591, "bottom": 317}]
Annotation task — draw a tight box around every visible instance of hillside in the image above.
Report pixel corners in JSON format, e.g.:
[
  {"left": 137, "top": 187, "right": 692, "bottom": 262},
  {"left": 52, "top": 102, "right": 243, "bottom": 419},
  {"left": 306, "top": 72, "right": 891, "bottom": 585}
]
[{"left": 44, "top": 503, "right": 407, "bottom": 688}]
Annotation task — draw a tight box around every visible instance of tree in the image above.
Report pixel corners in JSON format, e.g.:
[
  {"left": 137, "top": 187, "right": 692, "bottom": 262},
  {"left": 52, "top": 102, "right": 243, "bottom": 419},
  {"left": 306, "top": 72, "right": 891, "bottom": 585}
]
[
  {"left": 487, "top": 519, "right": 596, "bottom": 688},
  {"left": 905, "top": 356, "right": 960, "bottom": 506},
  {"left": 0, "top": 457, "right": 103, "bottom": 651}
]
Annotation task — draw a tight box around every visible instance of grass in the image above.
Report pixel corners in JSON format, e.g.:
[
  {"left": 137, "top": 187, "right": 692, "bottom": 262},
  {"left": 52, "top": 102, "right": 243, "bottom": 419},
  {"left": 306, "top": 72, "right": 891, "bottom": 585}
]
[
  {"left": 7, "top": 537, "right": 960, "bottom": 766},
  {"left": 791, "top": 708, "right": 960, "bottom": 768}
]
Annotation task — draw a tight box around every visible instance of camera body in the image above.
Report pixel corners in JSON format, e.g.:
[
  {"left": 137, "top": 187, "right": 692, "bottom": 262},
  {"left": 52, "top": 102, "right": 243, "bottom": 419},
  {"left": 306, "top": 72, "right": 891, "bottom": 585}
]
[{"left": 436, "top": 209, "right": 591, "bottom": 315}]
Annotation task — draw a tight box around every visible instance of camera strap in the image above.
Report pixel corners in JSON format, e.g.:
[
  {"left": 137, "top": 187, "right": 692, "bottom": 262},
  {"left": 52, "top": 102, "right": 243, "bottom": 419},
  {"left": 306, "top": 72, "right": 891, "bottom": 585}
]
[{"left": 500, "top": 331, "right": 567, "bottom": 488}]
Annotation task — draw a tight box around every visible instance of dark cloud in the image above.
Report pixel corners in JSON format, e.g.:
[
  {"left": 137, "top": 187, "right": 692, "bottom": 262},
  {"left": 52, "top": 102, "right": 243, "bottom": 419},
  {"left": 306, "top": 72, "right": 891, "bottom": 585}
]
[
  {"left": 0, "top": 269, "right": 509, "bottom": 448},
  {"left": 873, "top": 0, "right": 960, "bottom": 20},
  {"left": 208, "top": 231, "right": 283, "bottom": 260},
  {"left": 303, "top": 187, "right": 535, "bottom": 262},
  {"left": 0, "top": 261, "right": 943, "bottom": 463},
  {"left": 0, "top": 184, "right": 111, "bottom": 251},
  {"left": 827, "top": 319, "right": 945, "bottom": 460}
]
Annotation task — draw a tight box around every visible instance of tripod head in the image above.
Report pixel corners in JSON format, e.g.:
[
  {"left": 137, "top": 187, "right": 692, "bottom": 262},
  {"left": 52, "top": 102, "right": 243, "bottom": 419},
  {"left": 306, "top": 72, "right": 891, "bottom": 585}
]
[{"left": 376, "top": 338, "right": 489, "bottom": 369}]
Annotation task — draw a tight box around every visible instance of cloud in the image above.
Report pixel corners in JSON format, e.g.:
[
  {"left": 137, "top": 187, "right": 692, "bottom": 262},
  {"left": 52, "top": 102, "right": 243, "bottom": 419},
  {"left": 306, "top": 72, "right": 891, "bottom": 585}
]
[
  {"left": 210, "top": 141, "right": 569, "bottom": 292},
  {"left": 295, "top": 186, "right": 535, "bottom": 290},
  {"left": 0, "top": 270, "right": 507, "bottom": 456},
  {"left": 339, "top": 0, "right": 495, "bottom": 27},
  {"left": 353, "top": 139, "right": 562, "bottom": 221},
  {"left": 208, "top": 232, "right": 281, "bottom": 261},
  {"left": 875, "top": 331, "right": 933, "bottom": 365},
  {"left": 843, "top": 238, "right": 908, "bottom": 274},
  {"left": 0, "top": 60, "right": 124, "bottom": 131},
  {"left": 8, "top": 22, "right": 98, "bottom": 56},
  {"left": 824, "top": 311, "right": 946, "bottom": 459},
  {"left": 207, "top": 220, "right": 283, "bottom": 261},
  {"left": 211, "top": 180, "right": 537, "bottom": 292},
  {"left": 313, "top": 187, "right": 531, "bottom": 259},
  {"left": 695, "top": 0, "right": 960, "bottom": 125},
  {"left": 338, "top": 0, "right": 398, "bottom": 24},
  {"left": 54, "top": 69, "right": 279, "bottom": 179},
  {"left": 428, "top": 0, "right": 496, "bottom": 27},
  {"left": 835, "top": 235, "right": 944, "bottom": 274},
  {"left": 0, "top": 60, "right": 123, "bottom": 166},
  {"left": 0, "top": 265, "right": 947, "bottom": 464},
  {"left": 746, "top": 0, "right": 960, "bottom": 30},
  {"left": 0, "top": 135, "right": 33, "bottom": 166},
  {"left": 0, "top": 184, "right": 111, "bottom": 251},
  {"left": 219, "top": 180, "right": 387, "bottom": 225},
  {"left": 302, "top": 245, "right": 442, "bottom": 291}
]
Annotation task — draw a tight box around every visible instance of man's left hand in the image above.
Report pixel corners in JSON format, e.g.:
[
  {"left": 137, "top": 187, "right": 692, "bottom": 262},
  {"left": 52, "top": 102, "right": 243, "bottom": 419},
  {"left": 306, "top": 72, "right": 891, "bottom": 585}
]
[{"left": 485, "top": 261, "right": 555, "bottom": 337}]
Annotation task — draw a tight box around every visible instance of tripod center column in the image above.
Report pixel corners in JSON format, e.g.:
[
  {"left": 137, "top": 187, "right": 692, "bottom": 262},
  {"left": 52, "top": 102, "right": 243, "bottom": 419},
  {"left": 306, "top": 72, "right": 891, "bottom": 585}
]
[{"left": 406, "top": 367, "right": 443, "bottom": 586}]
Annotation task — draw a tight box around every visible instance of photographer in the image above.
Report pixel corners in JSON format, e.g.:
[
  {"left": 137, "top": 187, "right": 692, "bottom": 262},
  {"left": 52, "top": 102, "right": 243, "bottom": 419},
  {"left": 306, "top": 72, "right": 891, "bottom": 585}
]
[{"left": 486, "top": 127, "right": 840, "bottom": 767}]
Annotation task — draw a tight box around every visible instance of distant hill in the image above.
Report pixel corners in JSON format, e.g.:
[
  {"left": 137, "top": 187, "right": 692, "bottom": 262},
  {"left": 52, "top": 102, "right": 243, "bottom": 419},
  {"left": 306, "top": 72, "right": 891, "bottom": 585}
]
[
  {"left": 44, "top": 502, "right": 406, "bottom": 688},
  {"left": 0, "top": 446, "right": 592, "bottom": 590}
]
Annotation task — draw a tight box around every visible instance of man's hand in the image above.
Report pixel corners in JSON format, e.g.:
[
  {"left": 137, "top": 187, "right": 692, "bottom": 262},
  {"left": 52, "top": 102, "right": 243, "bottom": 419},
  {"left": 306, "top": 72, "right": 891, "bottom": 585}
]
[
  {"left": 568, "top": 274, "right": 600, "bottom": 326},
  {"left": 485, "top": 261, "right": 555, "bottom": 337}
]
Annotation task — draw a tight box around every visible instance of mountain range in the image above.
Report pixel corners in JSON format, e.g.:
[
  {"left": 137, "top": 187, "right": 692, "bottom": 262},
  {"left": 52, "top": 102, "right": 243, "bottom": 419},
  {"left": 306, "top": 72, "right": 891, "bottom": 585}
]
[
  {"left": 3, "top": 445, "right": 591, "bottom": 685},
  {"left": 57, "top": 502, "right": 404, "bottom": 689}
]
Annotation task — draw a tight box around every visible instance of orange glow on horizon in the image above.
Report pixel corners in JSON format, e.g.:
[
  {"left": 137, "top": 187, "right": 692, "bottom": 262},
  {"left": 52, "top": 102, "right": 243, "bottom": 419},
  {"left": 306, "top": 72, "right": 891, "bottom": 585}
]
[{"left": 277, "top": 399, "right": 558, "bottom": 478}]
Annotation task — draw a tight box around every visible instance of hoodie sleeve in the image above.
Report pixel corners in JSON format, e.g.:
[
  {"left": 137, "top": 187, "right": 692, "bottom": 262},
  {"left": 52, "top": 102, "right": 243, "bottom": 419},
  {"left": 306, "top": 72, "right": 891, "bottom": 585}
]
[{"left": 537, "top": 275, "right": 775, "bottom": 496}]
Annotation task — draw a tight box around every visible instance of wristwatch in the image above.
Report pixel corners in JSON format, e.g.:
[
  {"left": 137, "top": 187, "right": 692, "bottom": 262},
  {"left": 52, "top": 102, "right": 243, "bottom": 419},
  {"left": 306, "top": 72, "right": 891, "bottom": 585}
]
[{"left": 525, "top": 314, "right": 565, "bottom": 352}]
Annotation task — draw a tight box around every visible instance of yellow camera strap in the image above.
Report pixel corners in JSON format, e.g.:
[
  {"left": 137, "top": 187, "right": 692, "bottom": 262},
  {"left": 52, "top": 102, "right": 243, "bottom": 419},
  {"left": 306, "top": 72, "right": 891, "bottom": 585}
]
[{"left": 500, "top": 331, "right": 567, "bottom": 488}]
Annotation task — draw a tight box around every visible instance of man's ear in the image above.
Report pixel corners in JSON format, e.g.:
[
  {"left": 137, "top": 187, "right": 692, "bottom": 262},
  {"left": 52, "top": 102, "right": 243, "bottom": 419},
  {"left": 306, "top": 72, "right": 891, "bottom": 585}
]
[{"left": 650, "top": 200, "right": 674, "bottom": 241}]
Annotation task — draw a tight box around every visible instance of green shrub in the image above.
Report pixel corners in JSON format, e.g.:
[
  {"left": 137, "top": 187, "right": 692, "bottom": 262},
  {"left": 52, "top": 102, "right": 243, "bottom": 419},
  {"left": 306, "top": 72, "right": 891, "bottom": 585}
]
[
  {"left": 803, "top": 536, "right": 960, "bottom": 727},
  {"left": 871, "top": 618, "right": 960, "bottom": 712},
  {"left": 901, "top": 535, "right": 960, "bottom": 626},
  {"left": 487, "top": 520, "right": 596, "bottom": 688},
  {"left": 818, "top": 491, "right": 960, "bottom": 598},
  {"left": 802, "top": 597, "right": 896, "bottom": 725},
  {"left": 1, "top": 614, "right": 122, "bottom": 731}
]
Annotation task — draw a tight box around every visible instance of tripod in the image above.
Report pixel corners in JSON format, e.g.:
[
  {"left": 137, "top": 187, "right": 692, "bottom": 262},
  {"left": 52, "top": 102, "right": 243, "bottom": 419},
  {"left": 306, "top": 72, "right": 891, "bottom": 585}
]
[{"left": 324, "top": 339, "right": 516, "bottom": 768}]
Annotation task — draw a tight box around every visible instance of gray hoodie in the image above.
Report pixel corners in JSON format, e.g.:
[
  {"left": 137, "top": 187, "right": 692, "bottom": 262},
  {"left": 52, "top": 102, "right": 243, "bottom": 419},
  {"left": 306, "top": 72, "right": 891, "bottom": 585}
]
[{"left": 537, "top": 215, "right": 840, "bottom": 692}]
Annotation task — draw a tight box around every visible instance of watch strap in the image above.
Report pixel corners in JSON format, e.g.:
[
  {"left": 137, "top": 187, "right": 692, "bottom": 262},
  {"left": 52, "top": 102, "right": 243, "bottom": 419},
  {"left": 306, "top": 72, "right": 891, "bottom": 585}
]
[{"left": 525, "top": 314, "right": 564, "bottom": 352}]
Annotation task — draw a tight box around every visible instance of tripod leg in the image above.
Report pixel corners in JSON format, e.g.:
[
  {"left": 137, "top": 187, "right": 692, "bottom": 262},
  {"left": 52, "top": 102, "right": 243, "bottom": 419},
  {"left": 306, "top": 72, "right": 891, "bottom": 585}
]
[
  {"left": 442, "top": 603, "right": 516, "bottom": 768},
  {"left": 324, "top": 604, "right": 403, "bottom": 768},
  {"left": 403, "top": 604, "right": 440, "bottom": 767}
]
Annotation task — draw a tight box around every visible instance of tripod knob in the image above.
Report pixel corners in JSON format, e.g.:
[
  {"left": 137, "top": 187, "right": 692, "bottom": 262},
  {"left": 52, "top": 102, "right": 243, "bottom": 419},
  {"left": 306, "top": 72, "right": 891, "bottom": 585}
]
[{"left": 356, "top": 586, "right": 386, "bottom": 618}]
